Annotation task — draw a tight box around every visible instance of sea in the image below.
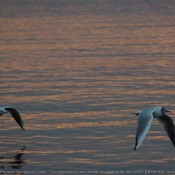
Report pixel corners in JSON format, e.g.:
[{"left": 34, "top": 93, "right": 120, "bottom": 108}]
[{"left": 1, "top": 0, "right": 175, "bottom": 174}]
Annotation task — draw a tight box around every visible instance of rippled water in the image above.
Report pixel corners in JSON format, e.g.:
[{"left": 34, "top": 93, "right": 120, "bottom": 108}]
[{"left": 1, "top": 1, "right": 175, "bottom": 174}]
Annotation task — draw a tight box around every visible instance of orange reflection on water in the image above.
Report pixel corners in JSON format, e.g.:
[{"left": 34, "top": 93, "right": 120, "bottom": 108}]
[
  {"left": 1, "top": 8, "right": 175, "bottom": 170},
  {"left": 55, "top": 120, "right": 129, "bottom": 129}
]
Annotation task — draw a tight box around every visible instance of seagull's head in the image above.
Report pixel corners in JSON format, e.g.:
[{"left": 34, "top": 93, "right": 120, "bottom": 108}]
[
  {"left": 161, "top": 106, "right": 170, "bottom": 114},
  {"left": 0, "top": 108, "right": 7, "bottom": 116}
]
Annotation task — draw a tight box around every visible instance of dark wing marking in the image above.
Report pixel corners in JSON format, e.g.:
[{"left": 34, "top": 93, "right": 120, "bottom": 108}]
[
  {"left": 4, "top": 107, "right": 25, "bottom": 130},
  {"left": 134, "top": 136, "right": 138, "bottom": 150},
  {"left": 157, "top": 114, "right": 175, "bottom": 147}
]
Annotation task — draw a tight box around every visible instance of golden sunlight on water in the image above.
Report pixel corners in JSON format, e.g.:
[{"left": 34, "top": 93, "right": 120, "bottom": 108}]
[
  {"left": 1, "top": 56, "right": 175, "bottom": 171},
  {"left": 1, "top": 0, "right": 175, "bottom": 173}
]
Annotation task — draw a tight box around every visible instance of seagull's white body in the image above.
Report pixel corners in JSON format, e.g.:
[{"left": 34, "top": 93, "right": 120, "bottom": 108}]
[
  {"left": 0, "top": 106, "right": 25, "bottom": 130},
  {"left": 134, "top": 106, "right": 175, "bottom": 150}
]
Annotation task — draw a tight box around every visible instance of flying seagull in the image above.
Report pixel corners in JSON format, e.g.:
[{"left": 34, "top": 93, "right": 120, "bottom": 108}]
[
  {"left": 0, "top": 106, "right": 25, "bottom": 130},
  {"left": 133, "top": 106, "right": 175, "bottom": 150}
]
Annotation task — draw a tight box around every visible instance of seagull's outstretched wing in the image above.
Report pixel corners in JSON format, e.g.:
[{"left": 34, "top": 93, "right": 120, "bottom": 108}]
[
  {"left": 134, "top": 110, "right": 154, "bottom": 150},
  {"left": 157, "top": 114, "right": 175, "bottom": 147},
  {"left": 4, "top": 107, "right": 25, "bottom": 130}
]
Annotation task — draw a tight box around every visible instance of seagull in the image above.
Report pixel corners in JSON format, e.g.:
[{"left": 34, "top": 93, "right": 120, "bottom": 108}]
[
  {"left": 0, "top": 106, "right": 25, "bottom": 130},
  {"left": 133, "top": 106, "right": 175, "bottom": 150}
]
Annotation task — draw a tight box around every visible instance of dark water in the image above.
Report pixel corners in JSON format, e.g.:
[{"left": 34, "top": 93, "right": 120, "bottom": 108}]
[{"left": 1, "top": 0, "right": 175, "bottom": 174}]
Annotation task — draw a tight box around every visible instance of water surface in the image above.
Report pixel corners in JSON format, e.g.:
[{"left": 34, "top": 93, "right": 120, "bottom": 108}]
[{"left": 1, "top": 1, "right": 175, "bottom": 174}]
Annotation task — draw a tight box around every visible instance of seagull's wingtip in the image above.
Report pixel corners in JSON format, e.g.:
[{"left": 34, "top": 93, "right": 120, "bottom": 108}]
[{"left": 21, "top": 126, "right": 25, "bottom": 130}]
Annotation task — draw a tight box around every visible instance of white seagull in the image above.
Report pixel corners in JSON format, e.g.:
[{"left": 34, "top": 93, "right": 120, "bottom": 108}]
[
  {"left": 133, "top": 106, "right": 175, "bottom": 150},
  {"left": 0, "top": 106, "right": 25, "bottom": 130}
]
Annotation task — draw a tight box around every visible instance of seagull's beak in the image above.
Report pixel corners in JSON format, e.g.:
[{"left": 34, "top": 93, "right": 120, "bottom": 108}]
[{"left": 166, "top": 109, "right": 170, "bottom": 113}]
